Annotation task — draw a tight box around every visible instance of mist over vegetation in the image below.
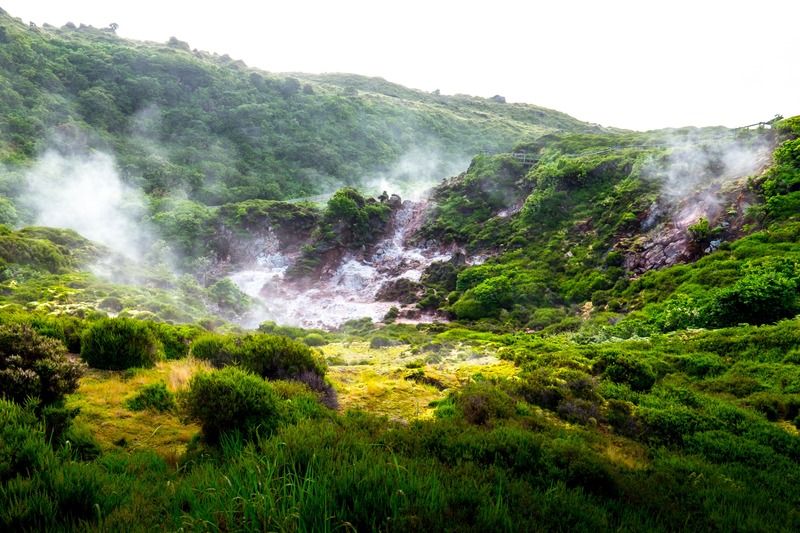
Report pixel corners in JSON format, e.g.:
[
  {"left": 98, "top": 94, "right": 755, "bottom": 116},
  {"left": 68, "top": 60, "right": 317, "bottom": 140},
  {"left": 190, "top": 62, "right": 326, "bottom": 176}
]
[{"left": 1, "top": 7, "right": 800, "bottom": 532}]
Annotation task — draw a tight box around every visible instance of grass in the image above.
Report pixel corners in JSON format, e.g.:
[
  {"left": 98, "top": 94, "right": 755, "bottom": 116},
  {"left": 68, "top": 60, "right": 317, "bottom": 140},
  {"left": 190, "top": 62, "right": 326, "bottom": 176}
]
[
  {"left": 65, "top": 342, "right": 517, "bottom": 455},
  {"left": 65, "top": 358, "right": 209, "bottom": 458},
  {"left": 324, "top": 341, "right": 518, "bottom": 420}
]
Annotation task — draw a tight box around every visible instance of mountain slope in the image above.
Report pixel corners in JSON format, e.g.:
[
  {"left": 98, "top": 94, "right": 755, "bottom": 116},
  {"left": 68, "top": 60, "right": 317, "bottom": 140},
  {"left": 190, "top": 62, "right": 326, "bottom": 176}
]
[{"left": 0, "top": 8, "right": 603, "bottom": 207}]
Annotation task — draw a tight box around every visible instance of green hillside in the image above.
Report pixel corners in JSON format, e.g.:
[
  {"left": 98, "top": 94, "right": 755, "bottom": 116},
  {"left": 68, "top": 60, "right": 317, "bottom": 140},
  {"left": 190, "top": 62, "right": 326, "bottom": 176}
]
[{"left": 0, "top": 9, "right": 600, "bottom": 206}]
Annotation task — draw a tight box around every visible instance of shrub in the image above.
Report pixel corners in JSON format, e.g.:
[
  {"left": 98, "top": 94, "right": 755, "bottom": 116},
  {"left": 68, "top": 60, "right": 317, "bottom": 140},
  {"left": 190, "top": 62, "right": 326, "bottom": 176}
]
[
  {"left": 702, "top": 271, "right": 800, "bottom": 328},
  {"left": 0, "top": 397, "right": 50, "bottom": 482},
  {"left": 302, "top": 333, "right": 327, "bottom": 347},
  {"left": 605, "top": 399, "right": 640, "bottom": 437},
  {"left": 179, "top": 367, "right": 285, "bottom": 443},
  {"left": 189, "top": 334, "right": 238, "bottom": 368},
  {"left": 742, "top": 392, "right": 800, "bottom": 422},
  {"left": 126, "top": 382, "right": 177, "bottom": 412},
  {"left": 369, "top": 336, "right": 397, "bottom": 349},
  {"left": 594, "top": 352, "right": 656, "bottom": 392},
  {"left": 149, "top": 322, "right": 202, "bottom": 360},
  {"left": 237, "top": 334, "right": 327, "bottom": 382},
  {"left": 454, "top": 382, "right": 516, "bottom": 425},
  {"left": 189, "top": 332, "right": 336, "bottom": 407},
  {"left": 80, "top": 318, "right": 163, "bottom": 370},
  {"left": 0, "top": 323, "right": 85, "bottom": 407}
]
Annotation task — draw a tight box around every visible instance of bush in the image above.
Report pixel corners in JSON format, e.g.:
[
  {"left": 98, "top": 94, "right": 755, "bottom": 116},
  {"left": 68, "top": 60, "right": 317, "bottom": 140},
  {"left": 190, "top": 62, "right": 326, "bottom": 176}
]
[
  {"left": 126, "top": 382, "right": 177, "bottom": 412},
  {"left": 189, "top": 332, "right": 336, "bottom": 407},
  {"left": 80, "top": 318, "right": 163, "bottom": 370},
  {"left": 369, "top": 336, "right": 398, "bottom": 349},
  {"left": 0, "top": 323, "right": 85, "bottom": 407},
  {"left": 702, "top": 271, "right": 800, "bottom": 328},
  {"left": 454, "top": 382, "right": 516, "bottom": 425},
  {"left": 189, "top": 334, "right": 238, "bottom": 368},
  {"left": 237, "top": 334, "right": 327, "bottom": 382},
  {"left": 594, "top": 352, "right": 656, "bottom": 392},
  {"left": 179, "top": 367, "right": 285, "bottom": 443},
  {"left": 149, "top": 323, "right": 202, "bottom": 360},
  {"left": 302, "top": 333, "right": 327, "bottom": 347},
  {"left": 742, "top": 392, "right": 800, "bottom": 422}
]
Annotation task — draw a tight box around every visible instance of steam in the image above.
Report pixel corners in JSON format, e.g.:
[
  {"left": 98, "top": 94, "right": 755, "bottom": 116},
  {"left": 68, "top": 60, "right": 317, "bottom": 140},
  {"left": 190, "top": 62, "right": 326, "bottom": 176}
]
[
  {"left": 648, "top": 138, "right": 769, "bottom": 204},
  {"left": 21, "top": 146, "right": 151, "bottom": 260},
  {"left": 363, "top": 147, "right": 470, "bottom": 200},
  {"left": 639, "top": 135, "right": 772, "bottom": 231},
  {"left": 227, "top": 149, "right": 476, "bottom": 329}
]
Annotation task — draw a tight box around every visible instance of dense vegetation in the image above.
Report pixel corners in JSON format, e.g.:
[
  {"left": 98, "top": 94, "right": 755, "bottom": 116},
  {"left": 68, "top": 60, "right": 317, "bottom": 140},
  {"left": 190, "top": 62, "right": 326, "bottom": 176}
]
[
  {"left": 1, "top": 5, "right": 799, "bottom": 531},
  {"left": 0, "top": 9, "right": 597, "bottom": 207}
]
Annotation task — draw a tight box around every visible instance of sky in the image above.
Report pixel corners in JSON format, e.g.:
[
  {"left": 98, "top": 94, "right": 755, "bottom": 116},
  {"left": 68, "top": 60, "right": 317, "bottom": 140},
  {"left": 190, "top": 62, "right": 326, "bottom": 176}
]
[{"left": 3, "top": 0, "right": 798, "bottom": 131}]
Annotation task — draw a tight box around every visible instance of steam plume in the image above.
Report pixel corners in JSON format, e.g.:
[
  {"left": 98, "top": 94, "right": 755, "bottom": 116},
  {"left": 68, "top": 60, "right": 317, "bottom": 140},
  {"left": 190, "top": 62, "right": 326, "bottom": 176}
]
[{"left": 21, "top": 147, "right": 151, "bottom": 260}]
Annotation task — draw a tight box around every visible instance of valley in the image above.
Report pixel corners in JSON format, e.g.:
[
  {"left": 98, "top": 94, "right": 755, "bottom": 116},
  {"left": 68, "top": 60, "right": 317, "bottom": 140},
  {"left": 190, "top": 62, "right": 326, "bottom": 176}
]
[{"left": 1, "top": 7, "right": 800, "bottom": 531}]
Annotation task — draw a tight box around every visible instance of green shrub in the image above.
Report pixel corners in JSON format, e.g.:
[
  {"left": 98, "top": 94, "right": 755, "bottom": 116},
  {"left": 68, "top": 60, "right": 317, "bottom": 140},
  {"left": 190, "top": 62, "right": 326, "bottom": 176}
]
[
  {"left": 605, "top": 399, "right": 640, "bottom": 437},
  {"left": 742, "top": 392, "right": 800, "bottom": 422},
  {"left": 702, "top": 271, "right": 800, "bottom": 328},
  {"left": 0, "top": 397, "right": 50, "bottom": 482},
  {"left": 0, "top": 323, "right": 85, "bottom": 407},
  {"left": 302, "top": 333, "right": 327, "bottom": 347},
  {"left": 237, "top": 334, "right": 327, "bottom": 382},
  {"left": 189, "top": 334, "right": 238, "bottom": 367},
  {"left": 638, "top": 405, "right": 709, "bottom": 446},
  {"left": 179, "top": 367, "right": 285, "bottom": 443},
  {"left": 369, "top": 336, "right": 397, "bottom": 349},
  {"left": 149, "top": 322, "right": 202, "bottom": 360},
  {"left": 80, "top": 318, "right": 164, "bottom": 370},
  {"left": 679, "top": 352, "right": 726, "bottom": 378},
  {"left": 454, "top": 382, "right": 516, "bottom": 425},
  {"left": 595, "top": 352, "right": 656, "bottom": 391},
  {"left": 126, "top": 382, "right": 176, "bottom": 412},
  {"left": 190, "top": 332, "right": 336, "bottom": 408}
]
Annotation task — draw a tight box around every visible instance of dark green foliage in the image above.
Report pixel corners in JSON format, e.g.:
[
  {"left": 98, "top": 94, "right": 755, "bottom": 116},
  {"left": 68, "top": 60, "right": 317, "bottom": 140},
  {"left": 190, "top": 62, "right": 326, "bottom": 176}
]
[
  {"left": 594, "top": 351, "right": 657, "bottom": 391},
  {"left": 0, "top": 229, "right": 78, "bottom": 274},
  {"left": 759, "top": 119, "right": 800, "bottom": 221},
  {"left": 702, "top": 270, "right": 800, "bottom": 327},
  {"left": 293, "top": 189, "right": 392, "bottom": 272},
  {"left": 0, "top": 323, "right": 85, "bottom": 407},
  {"left": 148, "top": 322, "right": 203, "bottom": 360},
  {"left": 257, "top": 321, "right": 310, "bottom": 340},
  {"left": 0, "top": 398, "right": 106, "bottom": 529},
  {"left": 369, "top": 336, "right": 396, "bottom": 349},
  {"left": 0, "top": 10, "right": 596, "bottom": 204},
  {"left": 190, "top": 332, "right": 334, "bottom": 408},
  {"left": 80, "top": 318, "right": 163, "bottom": 370},
  {"left": 189, "top": 333, "right": 237, "bottom": 367},
  {"left": 207, "top": 278, "right": 252, "bottom": 317},
  {"left": 214, "top": 200, "right": 319, "bottom": 243},
  {"left": 301, "top": 333, "right": 327, "bottom": 347},
  {"left": 453, "top": 381, "right": 516, "bottom": 425},
  {"left": 179, "top": 367, "right": 285, "bottom": 443},
  {"left": 236, "top": 334, "right": 327, "bottom": 382},
  {"left": 126, "top": 382, "right": 176, "bottom": 412}
]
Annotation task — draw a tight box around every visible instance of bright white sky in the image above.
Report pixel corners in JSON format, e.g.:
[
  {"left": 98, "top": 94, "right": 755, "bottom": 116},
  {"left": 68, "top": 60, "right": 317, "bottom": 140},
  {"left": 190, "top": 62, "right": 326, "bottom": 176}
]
[{"left": 3, "top": 0, "right": 798, "bottom": 131}]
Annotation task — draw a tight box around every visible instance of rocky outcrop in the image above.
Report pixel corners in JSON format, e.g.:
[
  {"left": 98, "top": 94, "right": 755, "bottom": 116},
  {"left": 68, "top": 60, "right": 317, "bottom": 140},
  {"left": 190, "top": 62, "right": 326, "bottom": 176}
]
[{"left": 622, "top": 173, "right": 765, "bottom": 274}]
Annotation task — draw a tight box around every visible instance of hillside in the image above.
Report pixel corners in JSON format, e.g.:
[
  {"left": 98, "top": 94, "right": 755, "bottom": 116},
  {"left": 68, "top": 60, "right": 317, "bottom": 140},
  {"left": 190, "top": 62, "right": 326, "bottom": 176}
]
[
  {"left": 2, "top": 4, "right": 800, "bottom": 532},
  {"left": 0, "top": 8, "right": 601, "bottom": 207}
]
